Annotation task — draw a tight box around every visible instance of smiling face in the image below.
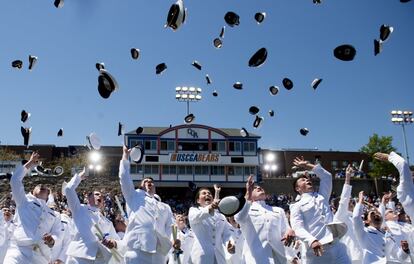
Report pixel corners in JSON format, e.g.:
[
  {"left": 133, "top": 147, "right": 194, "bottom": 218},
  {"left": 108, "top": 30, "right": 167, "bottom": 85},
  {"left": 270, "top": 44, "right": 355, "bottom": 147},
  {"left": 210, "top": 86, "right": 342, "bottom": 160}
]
[
  {"left": 294, "top": 176, "right": 314, "bottom": 195},
  {"left": 368, "top": 209, "right": 383, "bottom": 229},
  {"left": 2, "top": 208, "right": 12, "bottom": 222},
  {"left": 196, "top": 188, "right": 213, "bottom": 207},
  {"left": 88, "top": 191, "right": 104, "bottom": 209},
  {"left": 251, "top": 185, "right": 266, "bottom": 201},
  {"left": 175, "top": 214, "right": 187, "bottom": 230},
  {"left": 32, "top": 184, "right": 50, "bottom": 201},
  {"left": 141, "top": 177, "right": 155, "bottom": 195},
  {"left": 385, "top": 209, "right": 398, "bottom": 222}
]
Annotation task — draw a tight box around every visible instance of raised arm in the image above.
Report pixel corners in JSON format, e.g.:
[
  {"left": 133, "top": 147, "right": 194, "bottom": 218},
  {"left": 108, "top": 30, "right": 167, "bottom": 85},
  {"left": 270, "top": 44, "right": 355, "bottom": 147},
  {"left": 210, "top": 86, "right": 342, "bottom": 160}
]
[
  {"left": 312, "top": 164, "right": 332, "bottom": 201},
  {"left": 334, "top": 165, "right": 353, "bottom": 222},
  {"left": 119, "top": 146, "right": 138, "bottom": 206},
  {"left": 11, "top": 152, "right": 40, "bottom": 206},
  {"left": 63, "top": 167, "right": 85, "bottom": 216},
  {"left": 352, "top": 191, "right": 366, "bottom": 246}
]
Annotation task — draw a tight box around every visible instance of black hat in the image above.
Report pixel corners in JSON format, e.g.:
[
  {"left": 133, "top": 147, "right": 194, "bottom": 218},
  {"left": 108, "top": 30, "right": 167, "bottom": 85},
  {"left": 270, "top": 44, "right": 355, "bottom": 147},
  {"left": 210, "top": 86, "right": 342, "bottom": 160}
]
[
  {"left": 311, "top": 78, "right": 322, "bottom": 90},
  {"left": 249, "top": 106, "right": 260, "bottom": 115},
  {"left": 21, "top": 110, "right": 31, "bottom": 123},
  {"left": 333, "top": 44, "right": 356, "bottom": 61},
  {"left": 240, "top": 127, "right": 249, "bottom": 137},
  {"left": 212, "top": 90, "right": 218, "bottom": 97},
  {"left": 374, "top": 39, "right": 382, "bottom": 56},
  {"left": 28, "top": 55, "right": 38, "bottom": 71},
  {"left": 118, "top": 122, "right": 124, "bottom": 136},
  {"left": 400, "top": 0, "right": 412, "bottom": 2},
  {"left": 12, "top": 60, "right": 23, "bottom": 69},
  {"left": 300, "top": 128, "right": 309, "bottom": 136},
  {"left": 68, "top": 146, "right": 78, "bottom": 156},
  {"left": 224, "top": 11, "right": 240, "bottom": 27},
  {"left": 156, "top": 63, "right": 167, "bottom": 75},
  {"left": 184, "top": 113, "right": 195, "bottom": 124},
  {"left": 213, "top": 38, "right": 223, "bottom": 49},
  {"left": 21, "top": 127, "right": 31, "bottom": 147},
  {"left": 57, "top": 128, "right": 63, "bottom": 137},
  {"left": 379, "top": 24, "right": 394, "bottom": 42},
  {"left": 96, "top": 62, "right": 105, "bottom": 71},
  {"left": 188, "top": 181, "right": 197, "bottom": 192},
  {"left": 206, "top": 74, "right": 212, "bottom": 85},
  {"left": 98, "top": 70, "right": 119, "bottom": 99},
  {"left": 233, "top": 82, "right": 243, "bottom": 90},
  {"left": 192, "top": 61, "right": 202, "bottom": 70},
  {"left": 219, "top": 26, "right": 225, "bottom": 38},
  {"left": 165, "top": 0, "right": 186, "bottom": 31},
  {"left": 130, "top": 48, "right": 140, "bottom": 60},
  {"left": 269, "top": 86, "right": 279, "bottom": 95},
  {"left": 254, "top": 12, "right": 266, "bottom": 24},
  {"left": 248, "top": 47, "right": 267, "bottom": 67},
  {"left": 253, "top": 115, "right": 264, "bottom": 129},
  {"left": 313, "top": 0, "right": 322, "bottom": 4},
  {"left": 130, "top": 144, "right": 144, "bottom": 163},
  {"left": 269, "top": 110, "right": 274, "bottom": 117},
  {"left": 54, "top": 0, "right": 64, "bottom": 8},
  {"left": 86, "top": 132, "right": 101, "bottom": 150},
  {"left": 282, "top": 78, "right": 294, "bottom": 90},
  {"left": 218, "top": 194, "right": 246, "bottom": 217},
  {"left": 136, "top": 127, "right": 143, "bottom": 135}
]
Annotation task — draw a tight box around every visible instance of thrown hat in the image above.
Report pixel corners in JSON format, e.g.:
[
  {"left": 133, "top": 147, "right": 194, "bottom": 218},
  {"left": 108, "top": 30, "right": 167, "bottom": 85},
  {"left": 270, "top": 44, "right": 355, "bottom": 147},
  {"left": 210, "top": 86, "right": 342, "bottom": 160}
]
[
  {"left": 188, "top": 181, "right": 197, "bottom": 192},
  {"left": 98, "top": 70, "right": 118, "bottom": 99},
  {"left": 224, "top": 11, "right": 240, "bottom": 27},
  {"left": 53, "top": 166, "right": 64, "bottom": 176},
  {"left": 313, "top": 0, "right": 322, "bottom": 4},
  {"left": 233, "top": 82, "right": 243, "bottom": 90},
  {"left": 12, "top": 60, "right": 23, "bottom": 69},
  {"left": 218, "top": 195, "right": 246, "bottom": 217},
  {"left": 253, "top": 115, "right": 264, "bottom": 129},
  {"left": 400, "top": 0, "right": 412, "bottom": 2},
  {"left": 254, "top": 12, "right": 266, "bottom": 24},
  {"left": 118, "top": 122, "right": 124, "bottom": 136},
  {"left": 300, "top": 128, "right": 309, "bottom": 136},
  {"left": 184, "top": 113, "right": 195, "bottom": 124},
  {"left": 319, "top": 222, "right": 348, "bottom": 245},
  {"left": 130, "top": 144, "right": 144, "bottom": 163},
  {"left": 21, "top": 127, "right": 31, "bottom": 147},
  {"left": 86, "top": 132, "right": 101, "bottom": 150},
  {"left": 21, "top": 110, "right": 31, "bottom": 123},
  {"left": 311, "top": 78, "right": 322, "bottom": 90},
  {"left": 54, "top": 0, "right": 64, "bottom": 8},
  {"left": 374, "top": 39, "right": 382, "bottom": 56},
  {"left": 249, "top": 106, "right": 260, "bottom": 115},
  {"left": 165, "top": 0, "right": 187, "bottom": 31},
  {"left": 268, "top": 110, "right": 274, "bottom": 117},
  {"left": 282, "top": 78, "right": 294, "bottom": 90},
  {"left": 192, "top": 61, "right": 202, "bottom": 70},
  {"left": 96, "top": 62, "right": 105, "bottom": 71},
  {"left": 131, "top": 48, "right": 140, "bottom": 60},
  {"left": 219, "top": 26, "right": 225, "bottom": 38},
  {"left": 248, "top": 47, "right": 267, "bottom": 67},
  {"left": 206, "top": 74, "right": 212, "bottom": 85},
  {"left": 28, "top": 55, "right": 38, "bottom": 71},
  {"left": 57, "top": 128, "right": 63, "bottom": 137},
  {"left": 212, "top": 90, "right": 218, "bottom": 97},
  {"left": 156, "top": 63, "right": 167, "bottom": 75},
  {"left": 333, "top": 44, "right": 356, "bottom": 61},
  {"left": 136, "top": 127, "right": 143, "bottom": 135},
  {"left": 240, "top": 127, "right": 249, "bottom": 137},
  {"left": 269, "top": 86, "right": 279, "bottom": 95},
  {"left": 379, "top": 24, "right": 394, "bottom": 42},
  {"left": 213, "top": 38, "right": 223, "bottom": 49}
]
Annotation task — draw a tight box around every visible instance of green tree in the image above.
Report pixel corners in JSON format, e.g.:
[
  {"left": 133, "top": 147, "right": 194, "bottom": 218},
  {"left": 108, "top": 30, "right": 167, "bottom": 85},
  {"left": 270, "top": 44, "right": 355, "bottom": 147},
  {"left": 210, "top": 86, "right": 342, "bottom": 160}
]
[{"left": 360, "top": 133, "right": 398, "bottom": 178}]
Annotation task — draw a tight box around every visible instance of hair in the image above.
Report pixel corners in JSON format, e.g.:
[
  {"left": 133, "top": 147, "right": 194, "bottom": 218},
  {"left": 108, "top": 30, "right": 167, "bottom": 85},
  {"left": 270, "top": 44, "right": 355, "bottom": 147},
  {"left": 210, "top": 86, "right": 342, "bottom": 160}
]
[
  {"left": 140, "top": 177, "right": 154, "bottom": 189},
  {"left": 292, "top": 175, "right": 308, "bottom": 194},
  {"left": 194, "top": 187, "right": 211, "bottom": 206}
]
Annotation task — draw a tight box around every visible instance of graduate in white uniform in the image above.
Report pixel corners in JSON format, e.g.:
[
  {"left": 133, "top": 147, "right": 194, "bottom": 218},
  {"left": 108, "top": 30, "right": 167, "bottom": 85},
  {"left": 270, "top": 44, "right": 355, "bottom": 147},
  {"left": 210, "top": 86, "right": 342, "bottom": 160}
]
[
  {"left": 63, "top": 167, "right": 121, "bottom": 264},
  {"left": 235, "top": 175, "right": 297, "bottom": 264},
  {"left": 289, "top": 156, "right": 350, "bottom": 264},
  {"left": 118, "top": 146, "right": 168, "bottom": 263},
  {"left": 4, "top": 152, "right": 62, "bottom": 264},
  {"left": 0, "top": 207, "right": 15, "bottom": 262},
  {"left": 224, "top": 216, "right": 244, "bottom": 264},
  {"left": 169, "top": 213, "right": 194, "bottom": 264},
  {"left": 333, "top": 165, "right": 363, "bottom": 264},
  {"left": 188, "top": 187, "right": 234, "bottom": 264},
  {"left": 51, "top": 209, "right": 75, "bottom": 264}
]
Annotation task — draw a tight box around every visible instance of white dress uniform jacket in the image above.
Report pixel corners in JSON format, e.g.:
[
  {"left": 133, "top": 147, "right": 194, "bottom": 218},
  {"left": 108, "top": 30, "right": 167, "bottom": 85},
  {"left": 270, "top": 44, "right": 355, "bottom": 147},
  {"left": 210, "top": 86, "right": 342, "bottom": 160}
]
[
  {"left": 51, "top": 213, "right": 74, "bottom": 263},
  {"left": 235, "top": 200, "right": 296, "bottom": 263},
  {"left": 290, "top": 164, "right": 350, "bottom": 264},
  {"left": 64, "top": 172, "right": 120, "bottom": 263},
  {"left": 0, "top": 217, "right": 15, "bottom": 263},
  {"left": 188, "top": 206, "right": 232, "bottom": 264},
  {"left": 4, "top": 165, "right": 62, "bottom": 264},
  {"left": 168, "top": 227, "right": 194, "bottom": 264},
  {"left": 152, "top": 200, "right": 174, "bottom": 263},
  {"left": 224, "top": 223, "right": 244, "bottom": 264},
  {"left": 333, "top": 183, "right": 362, "bottom": 264}
]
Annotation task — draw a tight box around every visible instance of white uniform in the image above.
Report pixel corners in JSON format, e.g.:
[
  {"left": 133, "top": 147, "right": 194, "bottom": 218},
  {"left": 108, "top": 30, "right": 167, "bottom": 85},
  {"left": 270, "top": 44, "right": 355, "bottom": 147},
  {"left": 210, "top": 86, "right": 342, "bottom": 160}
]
[
  {"left": 290, "top": 164, "right": 350, "bottom": 264},
  {"left": 4, "top": 165, "right": 62, "bottom": 264},
  {"left": 0, "top": 217, "right": 15, "bottom": 263},
  {"left": 235, "top": 200, "right": 296, "bottom": 263},
  {"left": 64, "top": 172, "right": 120, "bottom": 264},
  {"left": 51, "top": 213, "right": 75, "bottom": 263},
  {"left": 119, "top": 160, "right": 167, "bottom": 264},
  {"left": 168, "top": 227, "right": 194, "bottom": 264},
  {"left": 333, "top": 183, "right": 362, "bottom": 264},
  {"left": 188, "top": 206, "right": 232, "bottom": 264},
  {"left": 224, "top": 224, "right": 244, "bottom": 264},
  {"left": 153, "top": 200, "right": 174, "bottom": 263}
]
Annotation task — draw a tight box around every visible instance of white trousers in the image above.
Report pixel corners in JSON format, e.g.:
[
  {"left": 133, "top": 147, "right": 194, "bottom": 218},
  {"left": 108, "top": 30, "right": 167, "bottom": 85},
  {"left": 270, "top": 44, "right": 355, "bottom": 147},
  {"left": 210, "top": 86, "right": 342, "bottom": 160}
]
[
  {"left": 66, "top": 255, "right": 109, "bottom": 264},
  {"left": 124, "top": 250, "right": 156, "bottom": 264},
  {"left": 306, "top": 241, "right": 351, "bottom": 264},
  {"left": 3, "top": 243, "right": 49, "bottom": 264}
]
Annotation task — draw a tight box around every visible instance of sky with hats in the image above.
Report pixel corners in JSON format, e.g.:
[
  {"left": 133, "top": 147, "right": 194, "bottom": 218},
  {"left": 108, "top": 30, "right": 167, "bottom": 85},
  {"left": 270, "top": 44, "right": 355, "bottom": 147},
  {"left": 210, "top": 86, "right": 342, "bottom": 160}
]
[{"left": 1, "top": 0, "right": 414, "bottom": 160}]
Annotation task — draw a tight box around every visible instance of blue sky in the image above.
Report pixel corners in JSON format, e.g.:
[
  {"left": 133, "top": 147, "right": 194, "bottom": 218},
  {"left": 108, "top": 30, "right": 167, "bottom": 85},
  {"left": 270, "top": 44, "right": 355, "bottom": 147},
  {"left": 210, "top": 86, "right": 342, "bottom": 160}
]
[{"left": 0, "top": 0, "right": 413, "bottom": 159}]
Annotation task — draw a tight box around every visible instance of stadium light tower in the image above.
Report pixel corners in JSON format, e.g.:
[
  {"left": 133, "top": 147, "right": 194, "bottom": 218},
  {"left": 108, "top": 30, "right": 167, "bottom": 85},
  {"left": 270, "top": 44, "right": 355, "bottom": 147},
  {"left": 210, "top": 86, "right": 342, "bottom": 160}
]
[
  {"left": 175, "top": 86, "right": 202, "bottom": 115},
  {"left": 391, "top": 110, "right": 414, "bottom": 165}
]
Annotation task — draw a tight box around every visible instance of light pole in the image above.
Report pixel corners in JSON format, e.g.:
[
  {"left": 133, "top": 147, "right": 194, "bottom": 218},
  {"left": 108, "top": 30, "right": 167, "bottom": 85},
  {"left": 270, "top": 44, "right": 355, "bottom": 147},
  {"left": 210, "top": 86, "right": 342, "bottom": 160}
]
[
  {"left": 391, "top": 110, "right": 414, "bottom": 165},
  {"left": 263, "top": 152, "right": 277, "bottom": 178},
  {"left": 175, "top": 86, "right": 202, "bottom": 115}
]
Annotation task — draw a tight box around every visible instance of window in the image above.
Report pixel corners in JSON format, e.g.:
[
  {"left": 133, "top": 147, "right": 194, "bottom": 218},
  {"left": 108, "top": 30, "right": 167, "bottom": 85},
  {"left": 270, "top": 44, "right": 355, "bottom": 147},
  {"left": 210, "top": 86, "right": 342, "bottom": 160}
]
[
  {"left": 160, "top": 140, "right": 175, "bottom": 151},
  {"left": 177, "top": 166, "right": 193, "bottom": 175},
  {"left": 211, "top": 141, "right": 226, "bottom": 152},
  {"left": 244, "top": 166, "right": 257, "bottom": 176},
  {"left": 211, "top": 166, "right": 225, "bottom": 175},
  {"left": 144, "top": 140, "right": 157, "bottom": 150},
  {"left": 228, "top": 166, "right": 243, "bottom": 175},
  {"left": 130, "top": 164, "right": 143, "bottom": 174},
  {"left": 243, "top": 142, "right": 256, "bottom": 153},
  {"left": 177, "top": 142, "right": 208, "bottom": 151},
  {"left": 144, "top": 165, "right": 158, "bottom": 174},
  {"left": 342, "top": 161, "right": 349, "bottom": 167},
  {"left": 194, "top": 166, "right": 209, "bottom": 175},
  {"left": 331, "top": 161, "right": 338, "bottom": 169},
  {"left": 162, "top": 165, "right": 177, "bottom": 175},
  {"left": 229, "top": 141, "right": 241, "bottom": 152},
  {"left": 130, "top": 139, "right": 142, "bottom": 148}
]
